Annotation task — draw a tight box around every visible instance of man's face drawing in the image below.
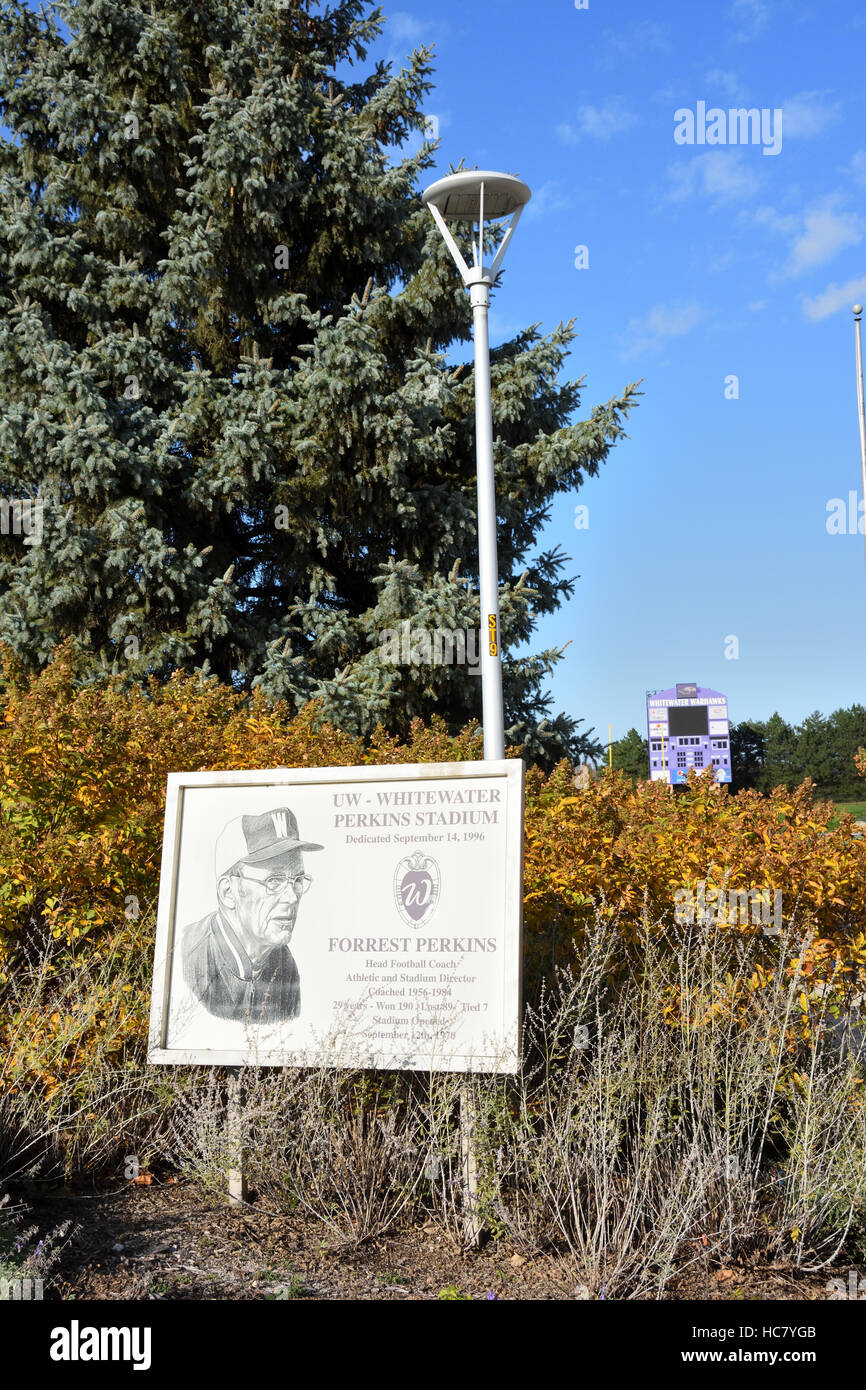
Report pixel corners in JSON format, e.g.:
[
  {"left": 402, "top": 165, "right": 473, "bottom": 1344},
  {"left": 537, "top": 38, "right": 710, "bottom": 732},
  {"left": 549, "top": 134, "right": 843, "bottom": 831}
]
[{"left": 217, "top": 849, "right": 308, "bottom": 956}]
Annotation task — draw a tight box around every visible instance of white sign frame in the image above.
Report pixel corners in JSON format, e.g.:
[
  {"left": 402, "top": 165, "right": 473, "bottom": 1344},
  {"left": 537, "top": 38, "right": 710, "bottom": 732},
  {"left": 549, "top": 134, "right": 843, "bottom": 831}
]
[{"left": 148, "top": 760, "right": 524, "bottom": 1073}]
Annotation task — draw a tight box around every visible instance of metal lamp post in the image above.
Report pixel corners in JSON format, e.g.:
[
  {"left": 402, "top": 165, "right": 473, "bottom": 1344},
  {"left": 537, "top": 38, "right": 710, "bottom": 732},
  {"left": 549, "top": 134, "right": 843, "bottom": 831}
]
[
  {"left": 855, "top": 305, "right": 866, "bottom": 567},
  {"left": 422, "top": 171, "right": 531, "bottom": 760},
  {"left": 422, "top": 172, "right": 531, "bottom": 1248}
]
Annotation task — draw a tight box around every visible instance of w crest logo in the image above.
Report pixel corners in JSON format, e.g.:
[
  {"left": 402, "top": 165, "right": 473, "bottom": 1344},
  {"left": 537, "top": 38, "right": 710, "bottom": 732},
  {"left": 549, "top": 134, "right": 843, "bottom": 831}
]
[
  {"left": 394, "top": 851, "right": 441, "bottom": 928},
  {"left": 271, "top": 810, "right": 290, "bottom": 839}
]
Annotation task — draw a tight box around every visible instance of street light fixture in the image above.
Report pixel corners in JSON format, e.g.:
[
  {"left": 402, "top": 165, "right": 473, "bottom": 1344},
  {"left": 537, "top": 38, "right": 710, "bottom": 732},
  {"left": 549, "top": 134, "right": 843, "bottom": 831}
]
[{"left": 422, "top": 171, "right": 531, "bottom": 760}]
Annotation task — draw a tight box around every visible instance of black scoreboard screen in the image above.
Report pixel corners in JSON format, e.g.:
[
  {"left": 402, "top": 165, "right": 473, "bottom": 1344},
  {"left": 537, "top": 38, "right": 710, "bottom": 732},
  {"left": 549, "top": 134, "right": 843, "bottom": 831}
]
[{"left": 668, "top": 705, "right": 709, "bottom": 737}]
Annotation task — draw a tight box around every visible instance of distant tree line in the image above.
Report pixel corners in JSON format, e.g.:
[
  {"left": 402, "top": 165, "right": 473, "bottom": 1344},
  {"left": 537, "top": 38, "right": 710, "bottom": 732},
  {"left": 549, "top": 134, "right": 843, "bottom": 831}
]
[
  {"left": 729, "top": 708, "right": 866, "bottom": 800},
  {"left": 609, "top": 706, "right": 866, "bottom": 801}
]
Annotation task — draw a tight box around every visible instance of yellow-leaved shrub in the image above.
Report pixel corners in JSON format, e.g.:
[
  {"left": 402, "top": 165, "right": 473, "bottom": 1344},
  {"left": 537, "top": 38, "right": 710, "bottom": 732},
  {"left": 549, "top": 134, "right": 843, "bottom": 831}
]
[{"left": 2, "top": 643, "right": 866, "bottom": 1097}]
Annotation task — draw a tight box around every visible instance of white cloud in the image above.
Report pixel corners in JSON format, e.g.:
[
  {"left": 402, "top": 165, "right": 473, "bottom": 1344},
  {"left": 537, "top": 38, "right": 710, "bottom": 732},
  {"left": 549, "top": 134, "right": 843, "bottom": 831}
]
[
  {"left": 753, "top": 205, "right": 798, "bottom": 235},
  {"left": 845, "top": 150, "right": 866, "bottom": 186},
  {"left": 384, "top": 11, "right": 445, "bottom": 59},
  {"left": 557, "top": 98, "right": 637, "bottom": 144},
  {"left": 748, "top": 299, "right": 767, "bottom": 312},
  {"left": 388, "top": 12, "right": 427, "bottom": 43},
  {"left": 600, "top": 21, "right": 670, "bottom": 60},
  {"left": 705, "top": 69, "right": 745, "bottom": 99},
  {"left": 667, "top": 152, "right": 760, "bottom": 205},
  {"left": 488, "top": 310, "right": 527, "bottom": 345},
  {"left": 728, "top": 0, "right": 771, "bottom": 43},
  {"left": 788, "top": 207, "right": 860, "bottom": 274},
  {"left": 803, "top": 275, "right": 866, "bottom": 321},
  {"left": 523, "top": 180, "right": 572, "bottom": 222},
  {"left": 650, "top": 84, "right": 678, "bottom": 107},
  {"left": 781, "top": 90, "right": 842, "bottom": 138},
  {"left": 757, "top": 199, "right": 862, "bottom": 278},
  {"left": 621, "top": 301, "right": 705, "bottom": 359}
]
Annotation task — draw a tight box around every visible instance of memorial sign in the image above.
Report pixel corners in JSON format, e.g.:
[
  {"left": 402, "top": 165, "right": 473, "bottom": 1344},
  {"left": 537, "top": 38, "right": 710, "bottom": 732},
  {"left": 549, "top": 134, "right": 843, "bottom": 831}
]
[{"left": 148, "top": 760, "right": 524, "bottom": 1072}]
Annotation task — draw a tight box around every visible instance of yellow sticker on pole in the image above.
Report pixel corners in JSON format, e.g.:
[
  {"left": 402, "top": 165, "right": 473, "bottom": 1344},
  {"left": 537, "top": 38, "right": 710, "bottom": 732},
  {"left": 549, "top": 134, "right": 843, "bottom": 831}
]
[{"left": 487, "top": 613, "right": 498, "bottom": 656}]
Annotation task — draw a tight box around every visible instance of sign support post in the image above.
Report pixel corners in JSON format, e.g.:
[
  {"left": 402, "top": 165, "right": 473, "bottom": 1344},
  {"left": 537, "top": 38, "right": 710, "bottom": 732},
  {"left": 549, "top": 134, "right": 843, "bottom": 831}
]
[
  {"left": 226, "top": 1067, "right": 246, "bottom": 1206},
  {"left": 460, "top": 1077, "right": 482, "bottom": 1244}
]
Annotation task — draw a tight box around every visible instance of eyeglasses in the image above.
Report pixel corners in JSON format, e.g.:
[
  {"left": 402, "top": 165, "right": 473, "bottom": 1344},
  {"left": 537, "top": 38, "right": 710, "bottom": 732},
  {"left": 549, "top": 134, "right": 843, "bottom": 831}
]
[{"left": 233, "top": 869, "right": 313, "bottom": 898}]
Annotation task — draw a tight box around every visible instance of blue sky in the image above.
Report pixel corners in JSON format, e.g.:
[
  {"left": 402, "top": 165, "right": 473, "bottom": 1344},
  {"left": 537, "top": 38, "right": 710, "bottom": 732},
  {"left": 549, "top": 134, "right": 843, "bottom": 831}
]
[{"left": 371, "top": 0, "right": 866, "bottom": 751}]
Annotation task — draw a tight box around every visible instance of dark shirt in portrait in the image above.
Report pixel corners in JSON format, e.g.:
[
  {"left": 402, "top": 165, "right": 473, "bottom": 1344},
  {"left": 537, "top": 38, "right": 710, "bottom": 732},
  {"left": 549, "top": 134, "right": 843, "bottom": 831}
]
[{"left": 182, "top": 909, "right": 300, "bottom": 1024}]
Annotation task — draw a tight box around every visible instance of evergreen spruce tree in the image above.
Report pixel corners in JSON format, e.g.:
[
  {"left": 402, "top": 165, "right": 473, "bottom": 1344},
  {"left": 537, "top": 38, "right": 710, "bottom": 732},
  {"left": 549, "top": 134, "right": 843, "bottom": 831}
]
[
  {"left": 729, "top": 720, "right": 765, "bottom": 791},
  {"left": 760, "top": 713, "right": 799, "bottom": 793},
  {"left": 609, "top": 727, "right": 649, "bottom": 785},
  {"left": 0, "top": 0, "right": 639, "bottom": 765}
]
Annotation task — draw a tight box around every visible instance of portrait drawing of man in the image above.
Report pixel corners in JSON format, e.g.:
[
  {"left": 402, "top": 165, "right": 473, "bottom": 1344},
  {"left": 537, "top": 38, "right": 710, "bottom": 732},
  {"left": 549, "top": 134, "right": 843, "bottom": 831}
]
[{"left": 182, "top": 806, "right": 323, "bottom": 1024}]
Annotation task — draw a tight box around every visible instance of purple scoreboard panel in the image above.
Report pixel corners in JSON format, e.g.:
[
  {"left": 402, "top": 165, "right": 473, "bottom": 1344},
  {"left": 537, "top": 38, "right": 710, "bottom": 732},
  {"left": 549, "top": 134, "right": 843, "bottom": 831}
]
[{"left": 646, "top": 683, "right": 732, "bottom": 786}]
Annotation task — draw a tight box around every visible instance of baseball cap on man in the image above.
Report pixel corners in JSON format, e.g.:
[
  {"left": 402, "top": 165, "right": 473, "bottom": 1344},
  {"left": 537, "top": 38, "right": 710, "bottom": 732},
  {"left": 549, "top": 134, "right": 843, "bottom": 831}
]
[{"left": 215, "top": 807, "right": 324, "bottom": 879}]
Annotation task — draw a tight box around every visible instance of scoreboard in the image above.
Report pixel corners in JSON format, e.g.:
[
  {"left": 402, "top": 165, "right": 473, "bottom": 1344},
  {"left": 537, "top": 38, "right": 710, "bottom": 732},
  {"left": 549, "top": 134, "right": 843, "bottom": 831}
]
[{"left": 646, "top": 682, "right": 731, "bottom": 785}]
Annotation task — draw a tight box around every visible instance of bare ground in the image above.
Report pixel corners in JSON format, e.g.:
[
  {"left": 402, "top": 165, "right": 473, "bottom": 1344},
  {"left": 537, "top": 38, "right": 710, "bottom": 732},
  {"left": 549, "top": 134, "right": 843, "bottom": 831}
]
[{"left": 27, "top": 1180, "right": 842, "bottom": 1302}]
